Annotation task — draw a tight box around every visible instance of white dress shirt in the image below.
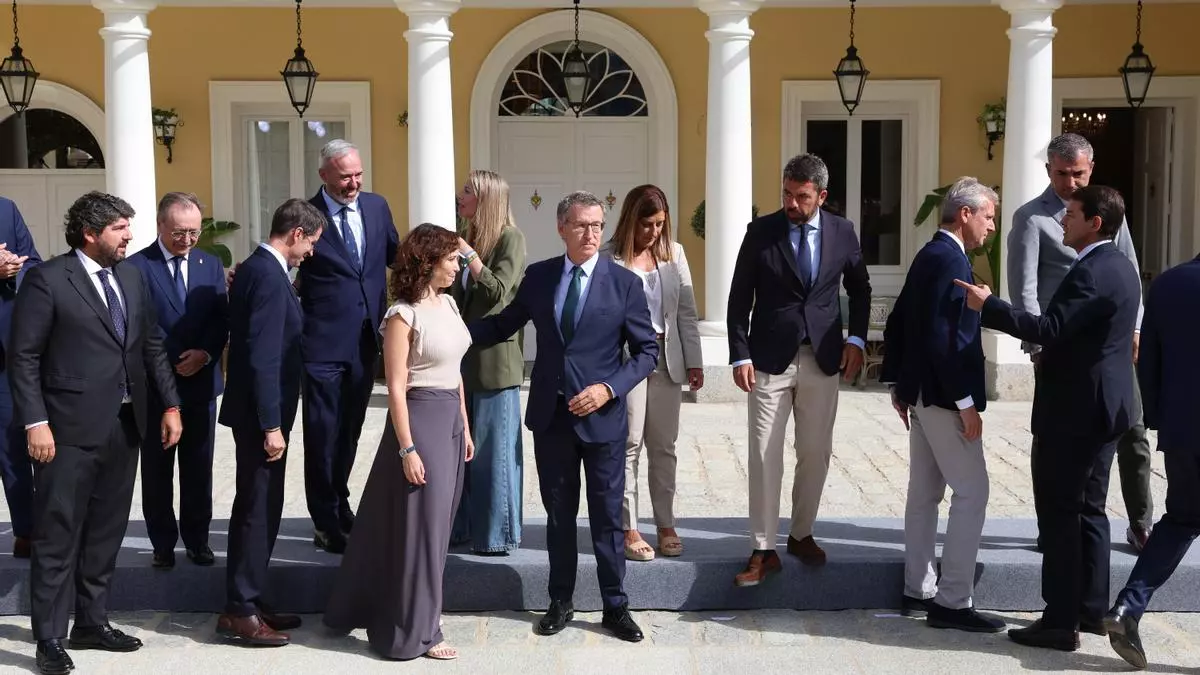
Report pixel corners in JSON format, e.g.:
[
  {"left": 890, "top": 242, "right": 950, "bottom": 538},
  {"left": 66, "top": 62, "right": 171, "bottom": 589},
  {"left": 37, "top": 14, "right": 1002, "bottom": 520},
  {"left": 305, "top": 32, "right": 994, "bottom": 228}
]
[
  {"left": 553, "top": 252, "right": 600, "bottom": 332},
  {"left": 259, "top": 242, "right": 290, "bottom": 273},
  {"left": 321, "top": 188, "right": 365, "bottom": 259},
  {"left": 158, "top": 239, "right": 188, "bottom": 287}
]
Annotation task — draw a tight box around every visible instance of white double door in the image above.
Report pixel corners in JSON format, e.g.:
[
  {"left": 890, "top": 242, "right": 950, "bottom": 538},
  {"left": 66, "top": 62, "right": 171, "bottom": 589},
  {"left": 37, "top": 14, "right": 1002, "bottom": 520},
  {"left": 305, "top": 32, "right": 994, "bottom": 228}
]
[
  {"left": 495, "top": 117, "right": 649, "bottom": 360},
  {"left": 0, "top": 170, "right": 107, "bottom": 258}
]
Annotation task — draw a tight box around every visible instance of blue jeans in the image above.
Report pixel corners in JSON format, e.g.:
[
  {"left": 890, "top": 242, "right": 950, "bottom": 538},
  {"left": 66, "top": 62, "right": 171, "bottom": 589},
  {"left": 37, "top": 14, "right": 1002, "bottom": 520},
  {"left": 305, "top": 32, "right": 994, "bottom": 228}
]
[{"left": 451, "top": 386, "right": 523, "bottom": 552}]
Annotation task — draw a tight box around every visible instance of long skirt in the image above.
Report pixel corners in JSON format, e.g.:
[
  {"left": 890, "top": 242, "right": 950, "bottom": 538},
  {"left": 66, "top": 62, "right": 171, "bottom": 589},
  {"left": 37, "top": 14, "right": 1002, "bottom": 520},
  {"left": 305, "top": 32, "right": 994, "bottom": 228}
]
[
  {"left": 450, "top": 386, "right": 523, "bottom": 553},
  {"left": 323, "top": 387, "right": 465, "bottom": 660}
]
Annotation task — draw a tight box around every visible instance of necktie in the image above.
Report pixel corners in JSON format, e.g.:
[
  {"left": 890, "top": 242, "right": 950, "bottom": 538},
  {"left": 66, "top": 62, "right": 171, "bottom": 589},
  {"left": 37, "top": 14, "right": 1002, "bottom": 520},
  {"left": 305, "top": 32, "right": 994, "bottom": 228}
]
[
  {"left": 796, "top": 223, "right": 813, "bottom": 287},
  {"left": 172, "top": 255, "right": 187, "bottom": 304},
  {"left": 560, "top": 266, "right": 583, "bottom": 344},
  {"left": 339, "top": 206, "right": 361, "bottom": 268},
  {"left": 97, "top": 269, "right": 129, "bottom": 397}
]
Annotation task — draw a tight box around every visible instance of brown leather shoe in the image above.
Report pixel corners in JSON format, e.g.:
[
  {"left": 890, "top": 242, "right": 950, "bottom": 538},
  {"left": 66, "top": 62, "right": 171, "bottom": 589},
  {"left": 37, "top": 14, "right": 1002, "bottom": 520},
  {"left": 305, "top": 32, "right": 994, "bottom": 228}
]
[
  {"left": 258, "top": 608, "right": 302, "bottom": 632},
  {"left": 216, "top": 613, "right": 290, "bottom": 647},
  {"left": 734, "top": 551, "right": 782, "bottom": 587},
  {"left": 12, "top": 536, "right": 30, "bottom": 559},
  {"left": 786, "top": 535, "right": 827, "bottom": 566}
]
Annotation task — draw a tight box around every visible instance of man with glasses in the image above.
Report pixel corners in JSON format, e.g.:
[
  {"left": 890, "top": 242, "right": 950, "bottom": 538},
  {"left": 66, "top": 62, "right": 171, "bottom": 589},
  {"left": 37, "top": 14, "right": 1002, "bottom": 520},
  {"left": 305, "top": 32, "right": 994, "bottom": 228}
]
[{"left": 127, "top": 192, "right": 229, "bottom": 569}]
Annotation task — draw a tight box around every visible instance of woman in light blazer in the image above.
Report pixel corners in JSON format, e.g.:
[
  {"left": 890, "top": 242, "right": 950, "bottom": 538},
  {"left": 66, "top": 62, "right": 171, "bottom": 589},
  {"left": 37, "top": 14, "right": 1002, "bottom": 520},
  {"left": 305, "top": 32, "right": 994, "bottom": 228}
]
[{"left": 604, "top": 185, "right": 703, "bottom": 561}]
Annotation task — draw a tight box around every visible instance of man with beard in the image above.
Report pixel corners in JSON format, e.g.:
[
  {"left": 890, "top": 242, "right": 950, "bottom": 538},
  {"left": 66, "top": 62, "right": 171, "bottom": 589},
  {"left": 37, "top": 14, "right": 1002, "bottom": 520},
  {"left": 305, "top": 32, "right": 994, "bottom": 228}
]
[{"left": 8, "top": 191, "right": 182, "bottom": 674}]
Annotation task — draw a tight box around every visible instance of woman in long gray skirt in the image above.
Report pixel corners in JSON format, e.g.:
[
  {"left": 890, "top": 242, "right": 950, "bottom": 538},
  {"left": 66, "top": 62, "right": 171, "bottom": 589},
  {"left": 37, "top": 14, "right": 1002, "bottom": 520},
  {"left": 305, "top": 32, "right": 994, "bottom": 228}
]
[{"left": 324, "top": 224, "right": 474, "bottom": 660}]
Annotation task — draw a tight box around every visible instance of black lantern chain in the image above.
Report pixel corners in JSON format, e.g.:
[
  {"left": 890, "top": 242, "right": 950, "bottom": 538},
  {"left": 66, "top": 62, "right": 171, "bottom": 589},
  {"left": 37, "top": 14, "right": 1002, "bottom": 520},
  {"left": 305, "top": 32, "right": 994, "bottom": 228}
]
[
  {"left": 1118, "top": 0, "right": 1155, "bottom": 108},
  {"left": 281, "top": 0, "right": 319, "bottom": 117},
  {"left": 1, "top": 0, "right": 39, "bottom": 115},
  {"left": 560, "top": 0, "right": 594, "bottom": 117},
  {"left": 833, "top": 0, "right": 869, "bottom": 115}
]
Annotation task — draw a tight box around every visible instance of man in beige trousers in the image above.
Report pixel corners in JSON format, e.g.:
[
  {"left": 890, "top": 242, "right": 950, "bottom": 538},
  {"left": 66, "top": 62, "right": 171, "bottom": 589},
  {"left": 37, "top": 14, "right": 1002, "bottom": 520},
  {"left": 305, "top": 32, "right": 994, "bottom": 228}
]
[{"left": 726, "top": 154, "right": 872, "bottom": 586}]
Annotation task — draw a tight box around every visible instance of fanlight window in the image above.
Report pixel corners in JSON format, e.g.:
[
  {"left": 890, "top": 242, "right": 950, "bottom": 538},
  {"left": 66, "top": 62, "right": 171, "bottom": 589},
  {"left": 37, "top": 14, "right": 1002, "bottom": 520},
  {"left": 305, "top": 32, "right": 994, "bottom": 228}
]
[
  {"left": 499, "top": 40, "right": 648, "bottom": 117},
  {"left": 0, "top": 109, "right": 104, "bottom": 169}
]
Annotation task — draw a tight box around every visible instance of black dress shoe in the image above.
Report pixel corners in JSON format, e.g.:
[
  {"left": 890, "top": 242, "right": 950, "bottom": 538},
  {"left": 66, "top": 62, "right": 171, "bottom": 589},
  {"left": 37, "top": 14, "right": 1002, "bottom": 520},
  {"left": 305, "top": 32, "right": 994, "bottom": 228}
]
[
  {"left": 901, "top": 595, "right": 935, "bottom": 618},
  {"left": 1105, "top": 604, "right": 1147, "bottom": 669},
  {"left": 186, "top": 545, "right": 215, "bottom": 566},
  {"left": 927, "top": 604, "right": 1006, "bottom": 633},
  {"left": 1079, "top": 616, "right": 1108, "bottom": 636},
  {"left": 1008, "top": 619, "right": 1080, "bottom": 651},
  {"left": 68, "top": 623, "right": 143, "bottom": 652},
  {"left": 313, "top": 529, "right": 347, "bottom": 554},
  {"left": 339, "top": 510, "right": 356, "bottom": 534},
  {"left": 601, "top": 606, "right": 644, "bottom": 643},
  {"left": 35, "top": 640, "right": 73, "bottom": 675},
  {"left": 537, "top": 600, "right": 574, "bottom": 636},
  {"left": 151, "top": 550, "right": 175, "bottom": 569}
]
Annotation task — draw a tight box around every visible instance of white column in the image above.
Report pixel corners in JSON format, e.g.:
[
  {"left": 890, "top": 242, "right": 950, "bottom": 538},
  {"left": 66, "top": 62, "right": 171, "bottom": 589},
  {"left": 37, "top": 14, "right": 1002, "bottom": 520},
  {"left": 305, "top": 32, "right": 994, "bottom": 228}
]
[
  {"left": 396, "top": 0, "right": 460, "bottom": 232},
  {"left": 95, "top": 0, "right": 158, "bottom": 253},
  {"left": 697, "top": 0, "right": 760, "bottom": 365}
]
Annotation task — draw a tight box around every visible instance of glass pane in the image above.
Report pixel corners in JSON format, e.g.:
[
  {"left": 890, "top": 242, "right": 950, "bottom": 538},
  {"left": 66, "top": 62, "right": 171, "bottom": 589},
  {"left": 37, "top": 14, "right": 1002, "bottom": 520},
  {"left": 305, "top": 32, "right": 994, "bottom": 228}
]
[
  {"left": 860, "top": 119, "right": 903, "bottom": 266},
  {"left": 303, "top": 119, "right": 347, "bottom": 197},
  {"left": 249, "top": 119, "right": 291, "bottom": 243},
  {"left": 804, "top": 120, "right": 847, "bottom": 217},
  {"left": 498, "top": 41, "right": 648, "bottom": 117},
  {"left": 0, "top": 108, "right": 104, "bottom": 169}
]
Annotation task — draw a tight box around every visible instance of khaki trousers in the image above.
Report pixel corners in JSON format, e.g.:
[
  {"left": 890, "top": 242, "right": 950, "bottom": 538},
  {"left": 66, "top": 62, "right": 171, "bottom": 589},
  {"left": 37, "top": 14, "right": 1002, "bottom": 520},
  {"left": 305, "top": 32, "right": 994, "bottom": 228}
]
[
  {"left": 747, "top": 346, "right": 840, "bottom": 551},
  {"left": 903, "top": 400, "right": 990, "bottom": 610},
  {"left": 622, "top": 340, "right": 681, "bottom": 529}
]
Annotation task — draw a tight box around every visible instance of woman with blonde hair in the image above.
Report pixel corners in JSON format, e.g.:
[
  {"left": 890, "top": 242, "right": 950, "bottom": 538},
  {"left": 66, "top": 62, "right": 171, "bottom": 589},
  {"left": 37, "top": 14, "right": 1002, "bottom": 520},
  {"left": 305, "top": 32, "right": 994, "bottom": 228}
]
[
  {"left": 604, "top": 184, "right": 703, "bottom": 561},
  {"left": 450, "top": 169, "right": 527, "bottom": 555}
]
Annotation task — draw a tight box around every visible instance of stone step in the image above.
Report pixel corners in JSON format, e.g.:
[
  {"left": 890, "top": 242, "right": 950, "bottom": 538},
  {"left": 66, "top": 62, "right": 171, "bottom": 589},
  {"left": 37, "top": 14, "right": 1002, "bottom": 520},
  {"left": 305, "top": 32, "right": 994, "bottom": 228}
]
[{"left": 2, "top": 518, "right": 1194, "bottom": 615}]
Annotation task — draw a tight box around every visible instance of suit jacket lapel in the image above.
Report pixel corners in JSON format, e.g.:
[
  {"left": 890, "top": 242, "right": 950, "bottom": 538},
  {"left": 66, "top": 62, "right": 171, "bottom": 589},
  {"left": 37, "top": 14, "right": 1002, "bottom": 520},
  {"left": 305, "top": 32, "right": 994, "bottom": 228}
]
[
  {"left": 311, "top": 191, "right": 358, "bottom": 271},
  {"left": 116, "top": 263, "right": 141, "bottom": 345},
  {"left": 1041, "top": 185, "right": 1066, "bottom": 224},
  {"left": 660, "top": 258, "right": 677, "bottom": 324},
  {"left": 65, "top": 254, "right": 121, "bottom": 345},
  {"left": 816, "top": 210, "right": 835, "bottom": 286},
  {"left": 574, "top": 255, "right": 608, "bottom": 336},
  {"left": 145, "top": 244, "right": 185, "bottom": 315},
  {"left": 773, "top": 214, "right": 803, "bottom": 284}
]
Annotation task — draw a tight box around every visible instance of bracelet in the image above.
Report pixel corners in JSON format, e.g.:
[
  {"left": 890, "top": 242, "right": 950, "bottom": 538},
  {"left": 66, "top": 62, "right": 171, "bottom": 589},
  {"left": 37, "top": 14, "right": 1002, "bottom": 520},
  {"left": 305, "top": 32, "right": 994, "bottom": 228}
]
[
  {"left": 461, "top": 251, "right": 478, "bottom": 267},
  {"left": 398, "top": 444, "right": 417, "bottom": 458}
]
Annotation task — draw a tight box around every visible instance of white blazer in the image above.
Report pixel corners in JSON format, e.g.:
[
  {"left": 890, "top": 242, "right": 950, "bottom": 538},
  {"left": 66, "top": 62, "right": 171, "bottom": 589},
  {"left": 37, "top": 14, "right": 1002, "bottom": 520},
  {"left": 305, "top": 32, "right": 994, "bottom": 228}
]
[{"left": 605, "top": 241, "right": 703, "bottom": 384}]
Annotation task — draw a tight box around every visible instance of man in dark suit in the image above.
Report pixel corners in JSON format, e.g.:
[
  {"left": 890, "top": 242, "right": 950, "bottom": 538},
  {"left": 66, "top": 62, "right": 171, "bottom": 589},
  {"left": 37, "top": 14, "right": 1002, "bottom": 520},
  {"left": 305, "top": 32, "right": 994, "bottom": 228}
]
[
  {"left": 726, "top": 153, "right": 872, "bottom": 584},
  {"left": 8, "top": 191, "right": 182, "bottom": 674},
  {"left": 469, "top": 191, "right": 658, "bottom": 643},
  {"left": 300, "top": 139, "right": 399, "bottom": 554},
  {"left": 125, "top": 192, "right": 228, "bottom": 569},
  {"left": 881, "top": 177, "right": 1004, "bottom": 633},
  {"left": 1104, "top": 254, "right": 1200, "bottom": 669},
  {"left": 216, "top": 198, "right": 323, "bottom": 647},
  {"left": 956, "top": 185, "right": 1141, "bottom": 651},
  {"left": 0, "top": 196, "right": 42, "bottom": 559}
]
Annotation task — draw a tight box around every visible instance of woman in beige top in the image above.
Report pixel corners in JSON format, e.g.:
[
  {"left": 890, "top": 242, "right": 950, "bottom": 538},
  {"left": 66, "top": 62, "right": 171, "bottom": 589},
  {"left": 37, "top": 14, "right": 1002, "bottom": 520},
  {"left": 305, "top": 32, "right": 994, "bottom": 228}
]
[
  {"left": 604, "top": 185, "right": 704, "bottom": 561},
  {"left": 324, "top": 224, "right": 474, "bottom": 661}
]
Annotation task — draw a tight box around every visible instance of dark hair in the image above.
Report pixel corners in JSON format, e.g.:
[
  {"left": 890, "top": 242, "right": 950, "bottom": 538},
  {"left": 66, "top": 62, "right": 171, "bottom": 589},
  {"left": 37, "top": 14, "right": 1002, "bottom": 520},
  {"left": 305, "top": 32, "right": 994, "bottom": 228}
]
[
  {"left": 270, "top": 198, "right": 326, "bottom": 238},
  {"left": 608, "top": 185, "right": 674, "bottom": 264},
  {"left": 157, "top": 191, "right": 204, "bottom": 224},
  {"left": 1071, "top": 185, "right": 1125, "bottom": 239},
  {"left": 782, "top": 153, "right": 830, "bottom": 191},
  {"left": 390, "top": 223, "right": 460, "bottom": 304},
  {"left": 65, "top": 191, "right": 135, "bottom": 249}
]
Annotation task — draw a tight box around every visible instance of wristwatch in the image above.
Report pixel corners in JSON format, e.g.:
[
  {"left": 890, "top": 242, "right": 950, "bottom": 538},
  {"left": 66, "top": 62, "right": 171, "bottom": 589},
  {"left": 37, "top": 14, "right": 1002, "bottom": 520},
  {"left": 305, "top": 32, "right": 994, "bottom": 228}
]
[{"left": 398, "top": 444, "right": 417, "bottom": 458}]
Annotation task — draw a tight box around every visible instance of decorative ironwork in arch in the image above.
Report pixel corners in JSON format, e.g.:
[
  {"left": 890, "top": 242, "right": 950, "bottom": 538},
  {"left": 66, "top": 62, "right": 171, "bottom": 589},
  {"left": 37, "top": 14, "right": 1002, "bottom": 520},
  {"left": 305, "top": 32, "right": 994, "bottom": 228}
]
[{"left": 499, "top": 40, "right": 648, "bottom": 117}]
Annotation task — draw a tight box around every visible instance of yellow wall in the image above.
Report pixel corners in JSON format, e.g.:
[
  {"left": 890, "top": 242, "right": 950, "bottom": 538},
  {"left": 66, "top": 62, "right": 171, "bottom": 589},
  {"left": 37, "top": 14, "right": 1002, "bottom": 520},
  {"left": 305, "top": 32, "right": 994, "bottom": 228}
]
[{"left": 14, "top": 4, "right": 1200, "bottom": 309}]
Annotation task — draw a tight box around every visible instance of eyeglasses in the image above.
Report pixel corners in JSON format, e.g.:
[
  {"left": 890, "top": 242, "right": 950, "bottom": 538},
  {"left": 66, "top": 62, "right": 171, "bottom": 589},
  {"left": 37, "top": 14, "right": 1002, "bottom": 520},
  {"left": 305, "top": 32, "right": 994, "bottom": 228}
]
[
  {"left": 170, "top": 230, "right": 202, "bottom": 242},
  {"left": 568, "top": 221, "right": 604, "bottom": 235}
]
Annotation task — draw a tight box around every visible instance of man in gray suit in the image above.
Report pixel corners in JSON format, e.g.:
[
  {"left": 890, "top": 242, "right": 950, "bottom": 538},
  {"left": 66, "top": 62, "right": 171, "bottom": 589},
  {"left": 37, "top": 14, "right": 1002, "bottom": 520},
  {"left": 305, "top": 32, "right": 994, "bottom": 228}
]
[{"left": 1007, "top": 132, "right": 1153, "bottom": 551}]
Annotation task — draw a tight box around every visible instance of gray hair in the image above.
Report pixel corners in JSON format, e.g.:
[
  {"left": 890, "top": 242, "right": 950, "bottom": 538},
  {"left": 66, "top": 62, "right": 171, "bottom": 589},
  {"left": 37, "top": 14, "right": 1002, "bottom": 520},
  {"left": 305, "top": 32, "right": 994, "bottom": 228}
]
[
  {"left": 556, "top": 190, "right": 606, "bottom": 224},
  {"left": 1047, "top": 133, "right": 1094, "bottom": 163},
  {"left": 157, "top": 191, "right": 204, "bottom": 224},
  {"left": 782, "top": 153, "right": 829, "bottom": 192},
  {"left": 320, "top": 139, "right": 358, "bottom": 168},
  {"left": 941, "top": 176, "right": 999, "bottom": 224}
]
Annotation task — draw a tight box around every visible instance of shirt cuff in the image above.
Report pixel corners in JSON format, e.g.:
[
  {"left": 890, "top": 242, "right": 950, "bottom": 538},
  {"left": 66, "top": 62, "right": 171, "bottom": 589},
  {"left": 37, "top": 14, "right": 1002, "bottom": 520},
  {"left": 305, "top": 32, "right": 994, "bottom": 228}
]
[
  {"left": 731, "top": 359, "right": 753, "bottom": 367},
  {"left": 846, "top": 336, "right": 866, "bottom": 350},
  {"left": 601, "top": 382, "right": 615, "bottom": 399},
  {"left": 25, "top": 421, "right": 48, "bottom": 430},
  {"left": 955, "top": 396, "right": 975, "bottom": 410},
  {"left": 204, "top": 351, "right": 214, "bottom": 366}
]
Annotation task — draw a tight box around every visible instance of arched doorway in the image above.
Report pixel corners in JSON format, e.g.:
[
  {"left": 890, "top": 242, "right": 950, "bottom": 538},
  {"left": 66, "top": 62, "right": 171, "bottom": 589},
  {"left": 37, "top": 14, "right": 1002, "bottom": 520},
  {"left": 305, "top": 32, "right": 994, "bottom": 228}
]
[{"left": 0, "top": 81, "right": 107, "bottom": 256}]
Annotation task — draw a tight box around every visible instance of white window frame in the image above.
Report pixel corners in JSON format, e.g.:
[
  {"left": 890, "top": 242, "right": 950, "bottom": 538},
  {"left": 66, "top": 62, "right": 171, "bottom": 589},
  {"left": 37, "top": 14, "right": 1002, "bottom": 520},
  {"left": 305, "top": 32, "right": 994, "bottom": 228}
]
[
  {"left": 210, "top": 81, "right": 372, "bottom": 261},
  {"left": 782, "top": 80, "right": 940, "bottom": 295}
]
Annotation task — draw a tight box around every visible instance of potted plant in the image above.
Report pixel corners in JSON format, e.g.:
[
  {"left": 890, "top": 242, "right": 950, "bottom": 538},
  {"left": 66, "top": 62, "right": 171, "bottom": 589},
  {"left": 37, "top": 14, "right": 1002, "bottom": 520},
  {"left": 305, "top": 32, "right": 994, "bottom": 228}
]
[
  {"left": 195, "top": 217, "right": 241, "bottom": 268},
  {"left": 690, "top": 200, "right": 759, "bottom": 240}
]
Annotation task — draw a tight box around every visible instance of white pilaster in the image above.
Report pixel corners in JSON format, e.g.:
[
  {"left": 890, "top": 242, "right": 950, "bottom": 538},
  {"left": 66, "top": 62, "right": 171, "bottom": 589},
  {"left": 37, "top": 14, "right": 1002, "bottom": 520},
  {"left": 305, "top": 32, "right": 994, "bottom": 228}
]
[
  {"left": 95, "top": 0, "right": 157, "bottom": 253},
  {"left": 697, "top": 0, "right": 760, "bottom": 367},
  {"left": 396, "top": 0, "right": 460, "bottom": 232}
]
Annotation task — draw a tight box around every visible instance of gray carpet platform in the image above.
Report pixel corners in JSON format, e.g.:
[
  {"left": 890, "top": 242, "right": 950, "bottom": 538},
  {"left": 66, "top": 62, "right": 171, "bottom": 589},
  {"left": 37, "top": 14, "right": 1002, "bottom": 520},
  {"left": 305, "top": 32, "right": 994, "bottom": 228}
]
[{"left": 1, "top": 517, "right": 1196, "bottom": 615}]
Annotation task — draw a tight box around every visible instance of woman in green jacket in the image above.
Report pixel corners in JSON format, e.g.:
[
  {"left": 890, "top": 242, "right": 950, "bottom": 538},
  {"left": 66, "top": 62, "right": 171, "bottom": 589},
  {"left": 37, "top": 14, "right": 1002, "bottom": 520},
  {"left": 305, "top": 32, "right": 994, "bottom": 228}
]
[{"left": 450, "top": 169, "right": 527, "bottom": 554}]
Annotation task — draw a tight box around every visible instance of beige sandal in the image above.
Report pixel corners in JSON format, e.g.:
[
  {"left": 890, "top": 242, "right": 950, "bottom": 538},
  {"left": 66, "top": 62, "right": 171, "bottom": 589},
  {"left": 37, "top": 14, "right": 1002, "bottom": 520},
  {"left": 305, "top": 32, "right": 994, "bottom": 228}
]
[
  {"left": 658, "top": 535, "right": 683, "bottom": 557},
  {"left": 624, "top": 539, "right": 655, "bottom": 561},
  {"left": 425, "top": 642, "right": 458, "bottom": 660}
]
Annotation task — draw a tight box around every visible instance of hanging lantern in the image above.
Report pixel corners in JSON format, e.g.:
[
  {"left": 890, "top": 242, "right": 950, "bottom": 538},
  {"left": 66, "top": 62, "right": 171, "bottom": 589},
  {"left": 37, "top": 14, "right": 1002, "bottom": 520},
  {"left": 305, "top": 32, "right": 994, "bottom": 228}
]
[
  {"left": 561, "top": 0, "right": 594, "bottom": 116},
  {"left": 281, "top": 0, "right": 318, "bottom": 117},
  {"left": 833, "top": 0, "right": 868, "bottom": 115},
  {"left": 1, "top": 0, "right": 38, "bottom": 115},
  {"left": 1118, "top": 0, "right": 1155, "bottom": 109}
]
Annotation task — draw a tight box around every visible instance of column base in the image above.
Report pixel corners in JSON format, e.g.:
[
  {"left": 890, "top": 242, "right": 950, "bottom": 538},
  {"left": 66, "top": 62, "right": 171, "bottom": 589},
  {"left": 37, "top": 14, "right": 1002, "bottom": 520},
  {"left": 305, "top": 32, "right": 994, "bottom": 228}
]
[{"left": 983, "top": 329, "right": 1035, "bottom": 401}]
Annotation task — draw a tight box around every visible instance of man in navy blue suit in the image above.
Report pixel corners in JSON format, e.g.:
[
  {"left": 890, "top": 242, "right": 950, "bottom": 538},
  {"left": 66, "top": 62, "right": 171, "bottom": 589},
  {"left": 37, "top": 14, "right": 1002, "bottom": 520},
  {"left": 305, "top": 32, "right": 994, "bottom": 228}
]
[
  {"left": 217, "top": 198, "right": 322, "bottom": 647},
  {"left": 882, "top": 177, "right": 1004, "bottom": 633},
  {"left": 1104, "top": 253, "right": 1200, "bottom": 669},
  {"left": 0, "top": 196, "right": 41, "bottom": 559},
  {"left": 300, "top": 139, "right": 399, "bottom": 554},
  {"left": 957, "top": 185, "right": 1141, "bottom": 651},
  {"left": 469, "top": 191, "right": 658, "bottom": 643},
  {"left": 126, "top": 192, "right": 228, "bottom": 569}
]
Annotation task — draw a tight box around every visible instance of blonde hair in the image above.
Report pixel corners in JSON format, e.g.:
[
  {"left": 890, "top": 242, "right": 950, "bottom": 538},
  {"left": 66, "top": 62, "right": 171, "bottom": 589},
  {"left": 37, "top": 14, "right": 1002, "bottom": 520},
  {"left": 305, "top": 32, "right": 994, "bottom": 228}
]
[
  {"left": 464, "top": 169, "right": 515, "bottom": 262},
  {"left": 608, "top": 185, "right": 674, "bottom": 264}
]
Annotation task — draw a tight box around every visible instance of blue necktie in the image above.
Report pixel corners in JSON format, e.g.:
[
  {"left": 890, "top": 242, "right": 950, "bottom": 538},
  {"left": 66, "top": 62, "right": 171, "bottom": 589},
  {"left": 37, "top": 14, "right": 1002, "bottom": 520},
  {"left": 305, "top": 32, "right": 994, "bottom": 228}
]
[
  {"left": 560, "top": 266, "right": 583, "bottom": 344},
  {"left": 172, "top": 256, "right": 187, "bottom": 305},
  {"left": 339, "top": 206, "right": 361, "bottom": 268},
  {"left": 796, "top": 224, "right": 813, "bottom": 287},
  {"left": 97, "top": 269, "right": 129, "bottom": 397}
]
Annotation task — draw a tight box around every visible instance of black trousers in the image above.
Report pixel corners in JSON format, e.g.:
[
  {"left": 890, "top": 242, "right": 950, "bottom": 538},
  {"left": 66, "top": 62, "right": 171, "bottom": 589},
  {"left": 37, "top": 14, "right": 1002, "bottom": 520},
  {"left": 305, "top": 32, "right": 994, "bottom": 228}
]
[
  {"left": 224, "top": 426, "right": 289, "bottom": 617},
  {"left": 0, "top": 374, "right": 33, "bottom": 539},
  {"left": 31, "top": 404, "right": 139, "bottom": 641},
  {"left": 140, "top": 399, "right": 216, "bottom": 553},
  {"left": 1116, "top": 448, "right": 1200, "bottom": 617},
  {"left": 1033, "top": 432, "right": 1118, "bottom": 629},
  {"left": 532, "top": 399, "right": 627, "bottom": 611}
]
